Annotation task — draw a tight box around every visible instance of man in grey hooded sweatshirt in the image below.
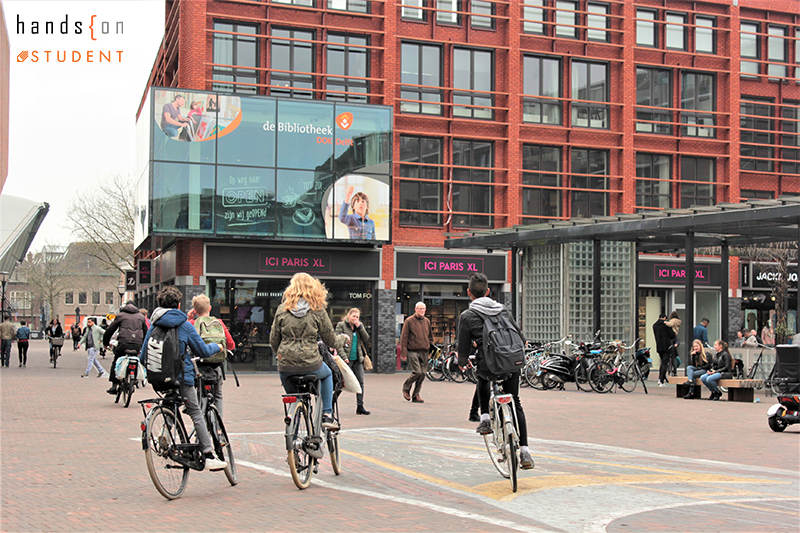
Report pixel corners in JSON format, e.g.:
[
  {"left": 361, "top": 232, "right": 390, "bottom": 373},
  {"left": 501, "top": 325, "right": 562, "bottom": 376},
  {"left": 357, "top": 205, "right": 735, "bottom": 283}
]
[{"left": 457, "top": 272, "right": 534, "bottom": 470}]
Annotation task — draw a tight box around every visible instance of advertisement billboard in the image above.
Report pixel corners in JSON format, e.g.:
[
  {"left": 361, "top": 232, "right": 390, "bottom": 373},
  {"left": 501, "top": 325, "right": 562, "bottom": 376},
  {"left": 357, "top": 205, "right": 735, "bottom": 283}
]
[{"left": 138, "top": 88, "right": 392, "bottom": 245}]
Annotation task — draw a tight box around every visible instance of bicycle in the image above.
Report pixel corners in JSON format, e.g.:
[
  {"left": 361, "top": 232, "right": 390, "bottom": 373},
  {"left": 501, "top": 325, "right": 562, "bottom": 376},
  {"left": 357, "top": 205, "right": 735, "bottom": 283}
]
[
  {"left": 114, "top": 348, "right": 142, "bottom": 408},
  {"left": 426, "top": 345, "right": 448, "bottom": 381},
  {"left": 590, "top": 339, "right": 648, "bottom": 394},
  {"left": 139, "top": 358, "right": 237, "bottom": 500},
  {"left": 282, "top": 373, "right": 341, "bottom": 490},
  {"left": 482, "top": 377, "right": 521, "bottom": 493},
  {"left": 49, "top": 336, "right": 64, "bottom": 368}
]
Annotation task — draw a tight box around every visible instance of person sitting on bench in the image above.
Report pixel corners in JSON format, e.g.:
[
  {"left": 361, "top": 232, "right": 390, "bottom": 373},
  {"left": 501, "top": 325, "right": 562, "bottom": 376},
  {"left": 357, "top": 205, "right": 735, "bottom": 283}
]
[{"left": 700, "top": 340, "right": 732, "bottom": 401}]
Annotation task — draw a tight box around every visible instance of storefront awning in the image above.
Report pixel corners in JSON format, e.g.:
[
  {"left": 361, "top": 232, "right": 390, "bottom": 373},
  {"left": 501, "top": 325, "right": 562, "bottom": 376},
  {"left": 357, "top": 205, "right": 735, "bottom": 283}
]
[{"left": 0, "top": 194, "right": 49, "bottom": 274}]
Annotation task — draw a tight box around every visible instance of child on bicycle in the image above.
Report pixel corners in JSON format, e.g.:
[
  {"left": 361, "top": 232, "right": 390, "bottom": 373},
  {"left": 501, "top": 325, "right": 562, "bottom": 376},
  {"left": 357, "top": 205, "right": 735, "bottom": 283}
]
[{"left": 457, "top": 273, "right": 534, "bottom": 470}]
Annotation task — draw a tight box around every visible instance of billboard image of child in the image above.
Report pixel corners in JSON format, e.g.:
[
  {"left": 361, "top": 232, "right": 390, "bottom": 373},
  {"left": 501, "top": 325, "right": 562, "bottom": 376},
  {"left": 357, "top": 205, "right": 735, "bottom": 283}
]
[{"left": 324, "top": 174, "right": 389, "bottom": 241}]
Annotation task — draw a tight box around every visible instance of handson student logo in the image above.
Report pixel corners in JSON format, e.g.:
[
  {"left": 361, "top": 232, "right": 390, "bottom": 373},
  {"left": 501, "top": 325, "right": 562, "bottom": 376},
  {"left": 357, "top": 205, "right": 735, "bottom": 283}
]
[{"left": 15, "top": 13, "right": 124, "bottom": 64}]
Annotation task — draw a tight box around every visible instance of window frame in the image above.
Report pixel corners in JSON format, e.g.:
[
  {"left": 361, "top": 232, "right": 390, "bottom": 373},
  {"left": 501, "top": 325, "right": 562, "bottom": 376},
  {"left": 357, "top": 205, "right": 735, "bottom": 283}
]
[
  {"left": 327, "top": 0, "right": 369, "bottom": 14},
  {"left": 570, "top": 148, "right": 609, "bottom": 218},
  {"left": 555, "top": 0, "right": 578, "bottom": 40},
  {"left": 523, "top": 0, "right": 547, "bottom": 35},
  {"left": 470, "top": 0, "right": 495, "bottom": 30},
  {"left": 436, "top": 0, "right": 461, "bottom": 26},
  {"left": 635, "top": 153, "right": 671, "bottom": 211},
  {"left": 521, "top": 144, "right": 562, "bottom": 221},
  {"left": 679, "top": 156, "right": 716, "bottom": 208},
  {"left": 451, "top": 139, "right": 494, "bottom": 228},
  {"left": 695, "top": 16, "right": 716, "bottom": 54},
  {"left": 665, "top": 12, "right": 687, "bottom": 51},
  {"left": 740, "top": 97, "right": 775, "bottom": 172},
  {"left": 78, "top": 292, "right": 87, "bottom": 305},
  {"left": 767, "top": 25, "right": 788, "bottom": 80},
  {"left": 636, "top": 67, "right": 672, "bottom": 134},
  {"left": 571, "top": 60, "right": 610, "bottom": 129},
  {"left": 680, "top": 71, "right": 716, "bottom": 138},
  {"left": 65, "top": 292, "right": 74, "bottom": 305},
  {"left": 587, "top": 2, "right": 610, "bottom": 43},
  {"left": 270, "top": 28, "right": 316, "bottom": 99},
  {"left": 636, "top": 9, "right": 658, "bottom": 48},
  {"left": 326, "top": 33, "right": 370, "bottom": 103},
  {"left": 212, "top": 21, "right": 259, "bottom": 95},
  {"left": 740, "top": 21, "right": 760, "bottom": 77},
  {"left": 523, "top": 55, "right": 562, "bottom": 125},
  {"left": 399, "top": 135, "right": 444, "bottom": 226},
  {"left": 781, "top": 101, "right": 800, "bottom": 175},
  {"left": 453, "top": 47, "right": 494, "bottom": 120},
  {"left": 401, "top": 0, "right": 426, "bottom": 21},
  {"left": 400, "top": 42, "right": 443, "bottom": 115}
]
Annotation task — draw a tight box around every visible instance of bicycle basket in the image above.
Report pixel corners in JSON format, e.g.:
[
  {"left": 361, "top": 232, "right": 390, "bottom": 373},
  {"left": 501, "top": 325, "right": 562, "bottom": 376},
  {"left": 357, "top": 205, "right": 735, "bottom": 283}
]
[{"left": 51, "top": 337, "right": 64, "bottom": 347}]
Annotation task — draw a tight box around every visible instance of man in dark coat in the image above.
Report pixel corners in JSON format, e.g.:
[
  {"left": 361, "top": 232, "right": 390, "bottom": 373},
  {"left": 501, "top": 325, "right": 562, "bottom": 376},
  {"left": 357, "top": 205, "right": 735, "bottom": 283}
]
[
  {"left": 653, "top": 313, "right": 675, "bottom": 386},
  {"left": 103, "top": 301, "right": 149, "bottom": 394}
]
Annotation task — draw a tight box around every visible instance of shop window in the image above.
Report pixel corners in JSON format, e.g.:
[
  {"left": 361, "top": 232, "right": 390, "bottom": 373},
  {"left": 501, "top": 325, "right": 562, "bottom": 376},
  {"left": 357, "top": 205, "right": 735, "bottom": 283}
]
[
  {"left": 571, "top": 148, "right": 608, "bottom": 218},
  {"left": 523, "top": 0, "right": 546, "bottom": 35},
  {"left": 636, "top": 67, "right": 672, "bottom": 134},
  {"left": 636, "top": 153, "right": 671, "bottom": 211},
  {"left": 696, "top": 16, "right": 715, "bottom": 54},
  {"left": 636, "top": 9, "right": 657, "bottom": 47},
  {"left": 741, "top": 189, "right": 773, "bottom": 201},
  {"left": 572, "top": 61, "right": 609, "bottom": 129},
  {"left": 666, "top": 13, "right": 686, "bottom": 51},
  {"left": 326, "top": 34, "right": 369, "bottom": 103},
  {"left": 216, "top": 166, "right": 276, "bottom": 236},
  {"left": 782, "top": 102, "right": 800, "bottom": 175},
  {"left": 399, "top": 136, "right": 443, "bottom": 226},
  {"left": 328, "top": 0, "right": 368, "bottom": 13},
  {"left": 270, "top": 28, "right": 315, "bottom": 99},
  {"left": 680, "top": 71, "right": 715, "bottom": 138},
  {"left": 401, "top": 42, "right": 442, "bottom": 115},
  {"left": 523, "top": 55, "right": 561, "bottom": 124},
  {"left": 78, "top": 292, "right": 87, "bottom": 305},
  {"left": 740, "top": 98, "right": 774, "bottom": 172},
  {"left": 555, "top": 0, "right": 578, "bottom": 39},
  {"left": 212, "top": 22, "right": 258, "bottom": 94},
  {"left": 470, "top": 1, "right": 494, "bottom": 29},
  {"left": 680, "top": 156, "right": 715, "bottom": 207},
  {"left": 152, "top": 162, "right": 215, "bottom": 234},
  {"left": 436, "top": 0, "right": 460, "bottom": 25},
  {"left": 768, "top": 25, "right": 787, "bottom": 80},
  {"left": 452, "top": 140, "right": 493, "bottom": 228},
  {"left": 587, "top": 3, "right": 609, "bottom": 42},
  {"left": 65, "top": 292, "right": 74, "bottom": 305},
  {"left": 740, "top": 22, "right": 760, "bottom": 77},
  {"left": 453, "top": 47, "right": 493, "bottom": 119},
  {"left": 401, "top": 0, "right": 426, "bottom": 21},
  {"left": 522, "top": 145, "right": 561, "bottom": 221}
]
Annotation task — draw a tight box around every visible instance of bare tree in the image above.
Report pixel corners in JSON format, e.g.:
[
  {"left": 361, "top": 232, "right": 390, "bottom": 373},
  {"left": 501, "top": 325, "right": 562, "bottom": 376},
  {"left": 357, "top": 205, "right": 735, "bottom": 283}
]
[
  {"left": 66, "top": 174, "right": 136, "bottom": 273},
  {"left": 19, "top": 244, "right": 70, "bottom": 324}
]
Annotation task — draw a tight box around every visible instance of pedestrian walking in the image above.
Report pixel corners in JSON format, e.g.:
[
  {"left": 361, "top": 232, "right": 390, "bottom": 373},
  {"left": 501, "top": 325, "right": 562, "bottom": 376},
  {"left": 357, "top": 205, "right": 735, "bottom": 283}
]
[
  {"left": 335, "top": 308, "right": 371, "bottom": 415},
  {"left": 79, "top": 317, "right": 107, "bottom": 378},
  {"left": 71, "top": 322, "right": 82, "bottom": 350},
  {"left": 15, "top": 321, "right": 30, "bottom": 367},
  {"left": 400, "top": 302, "right": 433, "bottom": 403},
  {"left": 652, "top": 313, "right": 673, "bottom": 387},
  {"left": 0, "top": 316, "right": 16, "bottom": 367}
]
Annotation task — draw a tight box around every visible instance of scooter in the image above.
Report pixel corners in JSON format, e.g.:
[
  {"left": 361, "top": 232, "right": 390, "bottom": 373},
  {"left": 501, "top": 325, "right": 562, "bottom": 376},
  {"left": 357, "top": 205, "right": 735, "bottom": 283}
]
[
  {"left": 766, "top": 344, "right": 800, "bottom": 432},
  {"left": 767, "top": 391, "right": 800, "bottom": 432},
  {"left": 635, "top": 347, "right": 652, "bottom": 380}
]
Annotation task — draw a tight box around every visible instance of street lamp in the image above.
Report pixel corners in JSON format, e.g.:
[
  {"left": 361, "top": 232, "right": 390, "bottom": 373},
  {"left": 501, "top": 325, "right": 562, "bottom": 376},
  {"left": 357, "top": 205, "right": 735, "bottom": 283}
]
[
  {"left": 0, "top": 271, "right": 9, "bottom": 320},
  {"left": 117, "top": 283, "right": 126, "bottom": 308}
]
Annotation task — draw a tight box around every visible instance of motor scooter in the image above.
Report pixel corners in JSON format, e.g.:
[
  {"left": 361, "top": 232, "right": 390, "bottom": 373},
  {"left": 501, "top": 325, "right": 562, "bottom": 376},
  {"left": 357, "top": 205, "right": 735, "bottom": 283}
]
[
  {"left": 766, "top": 344, "right": 800, "bottom": 432},
  {"left": 635, "top": 347, "right": 652, "bottom": 380}
]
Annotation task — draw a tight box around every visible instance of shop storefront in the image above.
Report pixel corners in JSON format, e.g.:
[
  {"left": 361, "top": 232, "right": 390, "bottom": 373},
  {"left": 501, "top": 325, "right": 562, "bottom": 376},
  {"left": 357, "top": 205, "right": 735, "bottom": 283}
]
[
  {"left": 740, "top": 262, "right": 798, "bottom": 336},
  {"left": 394, "top": 249, "right": 508, "bottom": 347}
]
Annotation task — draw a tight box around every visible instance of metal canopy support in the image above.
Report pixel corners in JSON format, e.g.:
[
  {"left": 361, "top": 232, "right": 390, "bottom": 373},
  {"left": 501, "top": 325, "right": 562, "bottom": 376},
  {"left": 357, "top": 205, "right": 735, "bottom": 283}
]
[
  {"left": 593, "top": 239, "right": 601, "bottom": 335},
  {"left": 685, "top": 232, "right": 695, "bottom": 351},
  {"left": 721, "top": 242, "right": 729, "bottom": 343},
  {"left": 634, "top": 244, "right": 640, "bottom": 346},
  {"left": 797, "top": 219, "right": 800, "bottom": 328},
  {"left": 511, "top": 245, "right": 518, "bottom": 321}
]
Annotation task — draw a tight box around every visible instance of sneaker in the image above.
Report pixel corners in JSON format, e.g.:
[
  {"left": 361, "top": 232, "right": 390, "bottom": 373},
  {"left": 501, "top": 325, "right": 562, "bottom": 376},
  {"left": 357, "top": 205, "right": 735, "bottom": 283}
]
[
  {"left": 80, "top": 374, "right": 89, "bottom": 378},
  {"left": 356, "top": 406, "right": 371, "bottom": 415},
  {"left": 519, "top": 450, "right": 535, "bottom": 470},
  {"left": 658, "top": 382, "right": 666, "bottom": 387},
  {"left": 322, "top": 414, "right": 340, "bottom": 430},
  {"left": 97, "top": 372, "right": 108, "bottom": 378},
  {"left": 18, "top": 363, "right": 22, "bottom": 368},
  {"left": 476, "top": 420, "right": 492, "bottom": 435},
  {"left": 204, "top": 456, "right": 227, "bottom": 471},
  {"left": 468, "top": 413, "right": 480, "bottom": 423},
  {"left": 106, "top": 387, "right": 118, "bottom": 395}
]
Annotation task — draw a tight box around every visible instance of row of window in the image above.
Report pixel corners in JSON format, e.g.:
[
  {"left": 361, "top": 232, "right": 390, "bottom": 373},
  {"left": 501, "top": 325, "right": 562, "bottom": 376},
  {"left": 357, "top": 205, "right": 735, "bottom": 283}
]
[
  {"left": 740, "top": 20, "right": 800, "bottom": 80},
  {"left": 8, "top": 292, "right": 31, "bottom": 310},
  {"left": 64, "top": 292, "right": 116, "bottom": 306},
  {"left": 740, "top": 99, "right": 800, "bottom": 174}
]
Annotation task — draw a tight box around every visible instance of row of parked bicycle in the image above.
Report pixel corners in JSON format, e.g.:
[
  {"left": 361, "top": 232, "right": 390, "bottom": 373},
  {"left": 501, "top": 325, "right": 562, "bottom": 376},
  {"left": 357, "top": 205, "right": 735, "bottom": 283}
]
[{"left": 427, "top": 332, "right": 654, "bottom": 394}]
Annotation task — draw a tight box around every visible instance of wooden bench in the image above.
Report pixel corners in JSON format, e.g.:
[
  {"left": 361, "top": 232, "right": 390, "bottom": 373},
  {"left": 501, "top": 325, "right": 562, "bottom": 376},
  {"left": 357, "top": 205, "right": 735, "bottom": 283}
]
[{"left": 667, "top": 376, "right": 764, "bottom": 402}]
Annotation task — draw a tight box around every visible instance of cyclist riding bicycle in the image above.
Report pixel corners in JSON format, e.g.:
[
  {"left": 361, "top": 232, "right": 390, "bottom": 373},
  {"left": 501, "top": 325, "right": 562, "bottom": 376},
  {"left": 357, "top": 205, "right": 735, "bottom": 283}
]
[
  {"left": 457, "top": 273, "right": 534, "bottom": 470},
  {"left": 139, "top": 286, "right": 227, "bottom": 471},
  {"left": 46, "top": 318, "right": 64, "bottom": 363},
  {"left": 103, "top": 301, "right": 149, "bottom": 395},
  {"left": 190, "top": 294, "right": 236, "bottom": 417},
  {"left": 270, "top": 272, "right": 347, "bottom": 430}
]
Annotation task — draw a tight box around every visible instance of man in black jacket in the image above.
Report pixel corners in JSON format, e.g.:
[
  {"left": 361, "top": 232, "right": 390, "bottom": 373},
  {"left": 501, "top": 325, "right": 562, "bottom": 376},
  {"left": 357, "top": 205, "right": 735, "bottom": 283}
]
[
  {"left": 103, "top": 301, "right": 148, "bottom": 394},
  {"left": 653, "top": 313, "right": 674, "bottom": 386},
  {"left": 457, "top": 273, "right": 533, "bottom": 470}
]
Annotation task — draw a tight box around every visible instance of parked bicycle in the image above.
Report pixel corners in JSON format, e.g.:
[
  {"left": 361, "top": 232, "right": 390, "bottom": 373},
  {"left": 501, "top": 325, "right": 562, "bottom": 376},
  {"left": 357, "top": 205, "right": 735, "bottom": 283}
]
[
  {"left": 426, "top": 344, "right": 448, "bottom": 382},
  {"left": 282, "top": 373, "right": 341, "bottom": 490},
  {"left": 139, "top": 358, "right": 237, "bottom": 500},
  {"left": 482, "top": 377, "right": 521, "bottom": 492},
  {"left": 590, "top": 339, "right": 648, "bottom": 394}
]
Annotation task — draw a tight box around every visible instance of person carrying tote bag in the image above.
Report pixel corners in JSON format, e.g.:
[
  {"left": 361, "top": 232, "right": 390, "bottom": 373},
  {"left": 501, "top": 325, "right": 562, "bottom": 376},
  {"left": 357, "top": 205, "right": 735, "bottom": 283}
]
[{"left": 335, "top": 308, "right": 371, "bottom": 415}]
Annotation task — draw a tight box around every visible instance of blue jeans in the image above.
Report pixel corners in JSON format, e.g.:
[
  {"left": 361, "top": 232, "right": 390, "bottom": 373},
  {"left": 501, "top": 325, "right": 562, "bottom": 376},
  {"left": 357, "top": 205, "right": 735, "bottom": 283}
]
[
  {"left": 280, "top": 363, "right": 333, "bottom": 413},
  {"left": 700, "top": 372, "right": 722, "bottom": 392},
  {"left": 163, "top": 124, "right": 180, "bottom": 138},
  {"left": 0, "top": 339, "right": 11, "bottom": 366},
  {"left": 686, "top": 365, "right": 705, "bottom": 382}
]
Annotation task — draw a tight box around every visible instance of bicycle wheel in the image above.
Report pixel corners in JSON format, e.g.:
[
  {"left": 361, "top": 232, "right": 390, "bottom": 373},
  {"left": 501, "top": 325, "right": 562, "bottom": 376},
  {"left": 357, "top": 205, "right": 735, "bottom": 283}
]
[
  {"left": 523, "top": 360, "right": 545, "bottom": 390},
  {"left": 445, "top": 356, "right": 467, "bottom": 383},
  {"left": 589, "top": 361, "right": 615, "bottom": 393},
  {"left": 123, "top": 376, "right": 135, "bottom": 408},
  {"left": 114, "top": 386, "right": 122, "bottom": 404},
  {"left": 208, "top": 406, "right": 237, "bottom": 486},
  {"left": 53, "top": 347, "right": 59, "bottom": 369},
  {"left": 144, "top": 406, "right": 189, "bottom": 500},
  {"left": 327, "top": 399, "right": 341, "bottom": 475},
  {"left": 574, "top": 360, "right": 593, "bottom": 392},
  {"left": 426, "top": 357, "right": 444, "bottom": 381},
  {"left": 503, "top": 410, "right": 519, "bottom": 493},
  {"left": 483, "top": 411, "right": 510, "bottom": 479},
  {"left": 287, "top": 402, "right": 313, "bottom": 490},
  {"left": 619, "top": 363, "right": 638, "bottom": 393}
]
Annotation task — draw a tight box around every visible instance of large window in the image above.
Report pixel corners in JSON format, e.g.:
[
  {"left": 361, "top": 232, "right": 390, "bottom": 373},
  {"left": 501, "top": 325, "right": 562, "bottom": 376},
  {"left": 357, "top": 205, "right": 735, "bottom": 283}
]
[
  {"left": 637, "top": 9, "right": 657, "bottom": 47},
  {"left": 680, "top": 157, "right": 715, "bottom": 207},
  {"left": 452, "top": 140, "right": 493, "bottom": 228},
  {"left": 571, "top": 149, "right": 608, "bottom": 218},
  {"left": 587, "top": 3, "right": 609, "bottom": 42},
  {"left": 271, "top": 29, "right": 314, "bottom": 99},
  {"left": 470, "top": 0, "right": 494, "bottom": 29},
  {"left": 636, "top": 153, "right": 671, "bottom": 211},
  {"left": 328, "top": 0, "right": 368, "bottom": 13},
  {"left": 522, "top": 145, "right": 561, "bottom": 221},
  {"left": 105, "top": 292, "right": 115, "bottom": 305},
  {"left": 92, "top": 292, "right": 101, "bottom": 305},
  {"left": 666, "top": 13, "right": 686, "bottom": 50},
  {"left": 401, "top": 0, "right": 425, "bottom": 20},
  {"left": 636, "top": 67, "right": 671, "bottom": 134},
  {"left": 399, "top": 136, "right": 443, "bottom": 226},
  {"left": 523, "top": 56, "right": 561, "bottom": 124},
  {"left": 555, "top": 1, "right": 578, "bottom": 39},
  {"left": 740, "top": 98, "right": 774, "bottom": 172},
  {"left": 572, "top": 61, "right": 609, "bottom": 129},
  {"left": 326, "top": 34, "right": 369, "bottom": 103},
  {"left": 65, "top": 292, "right": 74, "bottom": 305},
  {"left": 212, "top": 22, "right": 258, "bottom": 94},
  {"left": 152, "top": 162, "right": 215, "bottom": 233},
  {"left": 741, "top": 22, "right": 760, "bottom": 77},
  {"left": 453, "top": 48, "right": 493, "bottom": 119},
  {"left": 782, "top": 102, "right": 800, "bottom": 175},
  {"left": 401, "top": 43, "right": 442, "bottom": 115},
  {"left": 768, "top": 25, "right": 787, "bottom": 80},
  {"left": 79, "top": 292, "right": 87, "bottom": 305},
  {"left": 681, "top": 72, "right": 715, "bottom": 138},
  {"left": 437, "top": 0, "right": 460, "bottom": 25},
  {"left": 696, "top": 16, "right": 715, "bottom": 54},
  {"left": 10, "top": 292, "right": 31, "bottom": 310},
  {"left": 523, "top": 0, "right": 546, "bottom": 35}
]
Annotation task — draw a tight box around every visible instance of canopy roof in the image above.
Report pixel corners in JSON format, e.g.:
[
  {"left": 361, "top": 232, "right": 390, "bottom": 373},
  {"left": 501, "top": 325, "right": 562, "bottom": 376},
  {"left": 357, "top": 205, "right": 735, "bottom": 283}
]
[{"left": 0, "top": 194, "right": 49, "bottom": 274}]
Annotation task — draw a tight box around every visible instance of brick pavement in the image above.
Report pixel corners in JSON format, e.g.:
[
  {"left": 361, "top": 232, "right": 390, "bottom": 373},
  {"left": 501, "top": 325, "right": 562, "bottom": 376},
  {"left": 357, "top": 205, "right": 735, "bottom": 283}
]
[{"left": 1, "top": 340, "right": 798, "bottom": 532}]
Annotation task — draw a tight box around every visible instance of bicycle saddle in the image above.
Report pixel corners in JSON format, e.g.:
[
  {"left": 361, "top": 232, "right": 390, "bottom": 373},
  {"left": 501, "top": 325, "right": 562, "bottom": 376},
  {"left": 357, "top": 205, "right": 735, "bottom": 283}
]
[{"left": 286, "top": 373, "right": 318, "bottom": 385}]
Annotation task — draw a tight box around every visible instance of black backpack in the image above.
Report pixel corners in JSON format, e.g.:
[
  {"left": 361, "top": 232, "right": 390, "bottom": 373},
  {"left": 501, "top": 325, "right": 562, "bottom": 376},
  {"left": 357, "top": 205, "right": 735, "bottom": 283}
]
[
  {"left": 142, "top": 325, "right": 183, "bottom": 392},
  {"left": 475, "top": 309, "right": 526, "bottom": 377}
]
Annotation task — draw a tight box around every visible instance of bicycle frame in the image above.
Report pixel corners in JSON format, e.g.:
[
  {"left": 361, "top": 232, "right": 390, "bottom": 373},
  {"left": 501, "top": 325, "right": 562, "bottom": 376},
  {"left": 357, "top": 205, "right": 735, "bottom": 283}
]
[
  {"left": 140, "top": 396, "right": 205, "bottom": 471},
  {"left": 282, "top": 380, "right": 325, "bottom": 460}
]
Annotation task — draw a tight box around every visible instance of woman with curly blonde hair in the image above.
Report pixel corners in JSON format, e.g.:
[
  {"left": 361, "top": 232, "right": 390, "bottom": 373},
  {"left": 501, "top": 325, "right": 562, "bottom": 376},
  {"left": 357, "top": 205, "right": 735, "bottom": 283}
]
[{"left": 270, "top": 272, "right": 346, "bottom": 429}]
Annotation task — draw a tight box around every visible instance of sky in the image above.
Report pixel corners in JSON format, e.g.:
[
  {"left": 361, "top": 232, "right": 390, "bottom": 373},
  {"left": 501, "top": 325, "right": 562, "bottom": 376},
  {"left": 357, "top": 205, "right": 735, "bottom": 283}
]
[{"left": 2, "top": 0, "right": 165, "bottom": 251}]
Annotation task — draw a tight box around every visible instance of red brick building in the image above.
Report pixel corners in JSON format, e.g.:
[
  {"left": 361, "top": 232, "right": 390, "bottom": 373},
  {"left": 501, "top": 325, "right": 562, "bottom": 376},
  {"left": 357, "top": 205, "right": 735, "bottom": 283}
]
[{"left": 137, "top": 0, "right": 799, "bottom": 369}]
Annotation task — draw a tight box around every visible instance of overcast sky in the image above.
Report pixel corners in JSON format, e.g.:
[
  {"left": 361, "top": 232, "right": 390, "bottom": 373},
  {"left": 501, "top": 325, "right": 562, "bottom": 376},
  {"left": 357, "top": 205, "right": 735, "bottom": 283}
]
[{"left": 3, "top": 0, "right": 164, "bottom": 251}]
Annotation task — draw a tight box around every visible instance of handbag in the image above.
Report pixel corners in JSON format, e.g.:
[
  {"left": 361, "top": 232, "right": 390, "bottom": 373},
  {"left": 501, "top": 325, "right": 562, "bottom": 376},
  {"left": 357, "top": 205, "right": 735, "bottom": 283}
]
[
  {"left": 363, "top": 355, "right": 373, "bottom": 372},
  {"left": 333, "top": 355, "right": 362, "bottom": 394}
]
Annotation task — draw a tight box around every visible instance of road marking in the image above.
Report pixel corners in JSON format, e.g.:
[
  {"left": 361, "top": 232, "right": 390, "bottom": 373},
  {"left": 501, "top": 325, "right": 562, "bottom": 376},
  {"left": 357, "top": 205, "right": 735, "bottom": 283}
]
[{"left": 236, "top": 460, "right": 554, "bottom": 533}]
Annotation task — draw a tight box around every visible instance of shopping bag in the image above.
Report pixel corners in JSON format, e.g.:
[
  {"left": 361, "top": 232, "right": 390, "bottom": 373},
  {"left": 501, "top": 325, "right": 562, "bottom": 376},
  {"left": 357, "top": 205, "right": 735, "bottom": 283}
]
[
  {"left": 333, "top": 355, "right": 362, "bottom": 394},
  {"left": 363, "top": 355, "right": 373, "bottom": 372}
]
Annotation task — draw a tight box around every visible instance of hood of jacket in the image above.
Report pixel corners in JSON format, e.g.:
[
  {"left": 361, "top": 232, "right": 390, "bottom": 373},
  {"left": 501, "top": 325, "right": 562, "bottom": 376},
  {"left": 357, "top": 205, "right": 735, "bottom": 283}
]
[
  {"left": 119, "top": 302, "right": 141, "bottom": 315},
  {"left": 151, "top": 308, "right": 186, "bottom": 328},
  {"left": 469, "top": 297, "right": 504, "bottom": 316},
  {"left": 289, "top": 298, "right": 310, "bottom": 318}
]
